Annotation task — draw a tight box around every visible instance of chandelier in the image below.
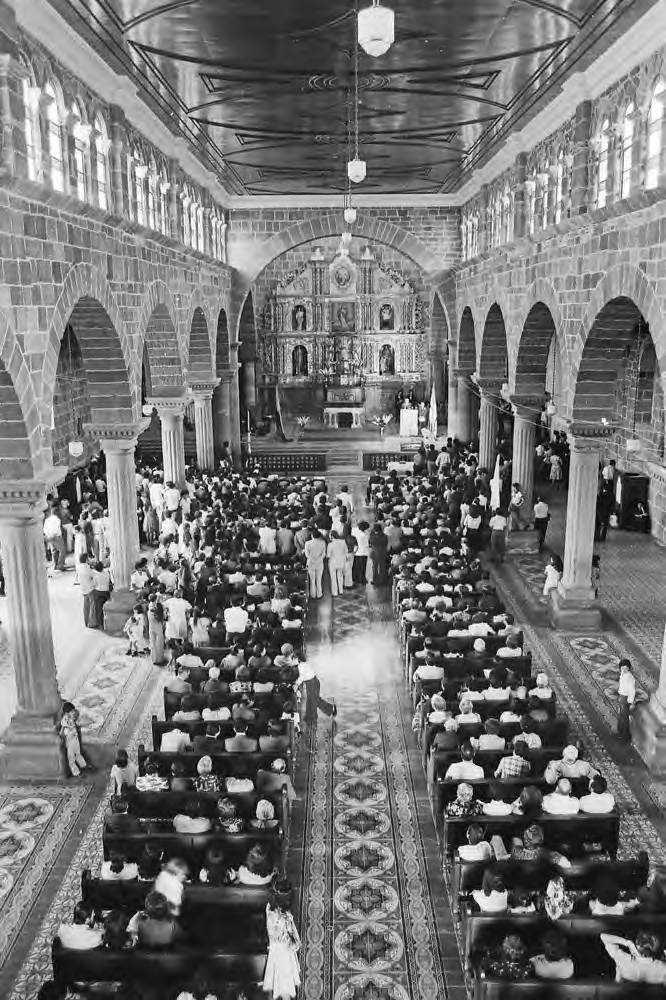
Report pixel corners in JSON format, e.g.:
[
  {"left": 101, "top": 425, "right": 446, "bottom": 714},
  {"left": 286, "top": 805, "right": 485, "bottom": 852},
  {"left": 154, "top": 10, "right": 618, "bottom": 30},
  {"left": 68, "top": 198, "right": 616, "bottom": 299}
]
[
  {"left": 358, "top": 1, "right": 395, "bottom": 58},
  {"left": 347, "top": 20, "right": 366, "bottom": 184}
]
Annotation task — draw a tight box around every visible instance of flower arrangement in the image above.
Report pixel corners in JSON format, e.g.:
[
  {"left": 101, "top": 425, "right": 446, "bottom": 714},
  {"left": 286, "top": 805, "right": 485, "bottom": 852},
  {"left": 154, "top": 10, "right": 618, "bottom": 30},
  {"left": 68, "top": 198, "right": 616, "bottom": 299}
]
[
  {"left": 371, "top": 414, "right": 393, "bottom": 436},
  {"left": 296, "top": 416, "right": 311, "bottom": 428}
]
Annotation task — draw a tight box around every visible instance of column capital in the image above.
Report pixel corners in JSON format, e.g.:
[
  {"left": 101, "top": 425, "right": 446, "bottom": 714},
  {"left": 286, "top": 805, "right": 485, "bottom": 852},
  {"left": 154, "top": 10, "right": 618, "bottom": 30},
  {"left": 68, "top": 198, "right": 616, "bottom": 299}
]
[
  {"left": 511, "top": 395, "right": 543, "bottom": 418},
  {"left": 216, "top": 369, "right": 235, "bottom": 385},
  {"left": 477, "top": 378, "right": 503, "bottom": 398},
  {"left": 188, "top": 379, "right": 220, "bottom": 400},
  {"left": 567, "top": 423, "right": 614, "bottom": 452},
  {"left": 85, "top": 419, "right": 150, "bottom": 451},
  {"left": 0, "top": 470, "right": 68, "bottom": 520},
  {"left": 146, "top": 395, "right": 188, "bottom": 417}
]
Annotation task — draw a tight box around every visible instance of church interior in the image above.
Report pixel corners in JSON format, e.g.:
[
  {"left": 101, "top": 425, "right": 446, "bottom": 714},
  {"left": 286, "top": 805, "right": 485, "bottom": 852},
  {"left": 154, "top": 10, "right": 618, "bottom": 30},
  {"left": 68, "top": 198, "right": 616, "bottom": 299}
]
[{"left": 3, "top": 0, "right": 666, "bottom": 998}]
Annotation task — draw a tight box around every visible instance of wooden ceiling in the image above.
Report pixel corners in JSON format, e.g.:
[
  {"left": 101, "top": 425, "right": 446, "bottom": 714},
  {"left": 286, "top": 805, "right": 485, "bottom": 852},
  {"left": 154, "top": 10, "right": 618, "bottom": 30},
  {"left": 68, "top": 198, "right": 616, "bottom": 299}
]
[{"left": 53, "top": 0, "right": 657, "bottom": 196}]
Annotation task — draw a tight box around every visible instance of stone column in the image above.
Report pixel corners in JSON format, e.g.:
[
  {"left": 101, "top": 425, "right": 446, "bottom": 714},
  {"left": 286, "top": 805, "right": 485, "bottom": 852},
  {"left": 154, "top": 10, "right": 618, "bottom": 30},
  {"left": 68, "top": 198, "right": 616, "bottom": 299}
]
[
  {"left": 549, "top": 430, "right": 605, "bottom": 629},
  {"left": 456, "top": 372, "right": 472, "bottom": 443},
  {"left": 147, "top": 396, "right": 187, "bottom": 488},
  {"left": 447, "top": 367, "right": 459, "bottom": 440},
  {"left": 213, "top": 370, "right": 233, "bottom": 460},
  {"left": 511, "top": 397, "right": 541, "bottom": 508},
  {"left": 190, "top": 380, "right": 218, "bottom": 471},
  {"left": 242, "top": 360, "right": 256, "bottom": 412},
  {"left": 633, "top": 623, "right": 666, "bottom": 773},
  {"left": 478, "top": 382, "right": 500, "bottom": 469},
  {"left": 228, "top": 343, "right": 242, "bottom": 465},
  {"left": 0, "top": 477, "right": 67, "bottom": 779}
]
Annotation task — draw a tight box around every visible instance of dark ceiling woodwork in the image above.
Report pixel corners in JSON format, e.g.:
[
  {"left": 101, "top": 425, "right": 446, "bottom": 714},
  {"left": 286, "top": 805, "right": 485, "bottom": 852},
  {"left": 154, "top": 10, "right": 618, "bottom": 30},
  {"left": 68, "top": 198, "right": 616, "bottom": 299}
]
[{"left": 51, "top": 0, "right": 658, "bottom": 196}]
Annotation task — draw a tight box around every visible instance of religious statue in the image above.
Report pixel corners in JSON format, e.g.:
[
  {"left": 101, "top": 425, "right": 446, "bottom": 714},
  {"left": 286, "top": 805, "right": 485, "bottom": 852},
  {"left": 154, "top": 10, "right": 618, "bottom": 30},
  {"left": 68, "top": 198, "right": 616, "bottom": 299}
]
[
  {"left": 379, "top": 303, "right": 394, "bottom": 330},
  {"left": 292, "top": 345, "right": 308, "bottom": 376},
  {"left": 379, "top": 344, "right": 395, "bottom": 376},
  {"left": 331, "top": 301, "right": 355, "bottom": 333},
  {"left": 292, "top": 304, "right": 306, "bottom": 331}
]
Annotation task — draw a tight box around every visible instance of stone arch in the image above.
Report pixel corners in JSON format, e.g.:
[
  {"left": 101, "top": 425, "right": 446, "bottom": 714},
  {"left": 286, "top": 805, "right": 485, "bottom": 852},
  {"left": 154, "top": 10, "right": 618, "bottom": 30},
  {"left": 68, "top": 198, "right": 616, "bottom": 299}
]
[
  {"left": 188, "top": 306, "right": 213, "bottom": 378},
  {"left": 479, "top": 303, "right": 508, "bottom": 382},
  {"left": 572, "top": 296, "right": 657, "bottom": 424},
  {"left": 215, "top": 307, "right": 230, "bottom": 373},
  {"left": 570, "top": 264, "right": 666, "bottom": 419},
  {"left": 185, "top": 290, "right": 214, "bottom": 375},
  {"left": 136, "top": 281, "right": 184, "bottom": 393},
  {"left": 457, "top": 306, "right": 476, "bottom": 373},
  {"left": 0, "top": 308, "right": 41, "bottom": 477},
  {"left": 44, "top": 263, "right": 134, "bottom": 423},
  {"left": 513, "top": 279, "right": 569, "bottom": 401},
  {"left": 237, "top": 211, "right": 441, "bottom": 283}
]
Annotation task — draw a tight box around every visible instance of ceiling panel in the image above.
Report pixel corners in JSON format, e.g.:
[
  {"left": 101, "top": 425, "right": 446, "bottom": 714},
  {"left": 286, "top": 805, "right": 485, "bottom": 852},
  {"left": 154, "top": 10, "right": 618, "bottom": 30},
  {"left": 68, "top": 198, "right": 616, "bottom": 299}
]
[{"left": 49, "top": 0, "right": 659, "bottom": 196}]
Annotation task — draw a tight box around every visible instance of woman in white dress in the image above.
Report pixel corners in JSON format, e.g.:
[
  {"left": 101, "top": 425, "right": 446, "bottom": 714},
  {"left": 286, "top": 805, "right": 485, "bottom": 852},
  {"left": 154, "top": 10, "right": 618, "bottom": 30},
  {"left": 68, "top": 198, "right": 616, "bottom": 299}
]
[{"left": 263, "top": 880, "right": 301, "bottom": 1000}]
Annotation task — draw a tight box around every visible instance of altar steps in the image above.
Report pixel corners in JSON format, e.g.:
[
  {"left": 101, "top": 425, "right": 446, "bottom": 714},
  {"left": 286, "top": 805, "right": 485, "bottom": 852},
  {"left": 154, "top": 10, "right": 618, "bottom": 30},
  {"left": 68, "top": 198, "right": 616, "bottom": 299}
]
[{"left": 326, "top": 447, "right": 362, "bottom": 469}]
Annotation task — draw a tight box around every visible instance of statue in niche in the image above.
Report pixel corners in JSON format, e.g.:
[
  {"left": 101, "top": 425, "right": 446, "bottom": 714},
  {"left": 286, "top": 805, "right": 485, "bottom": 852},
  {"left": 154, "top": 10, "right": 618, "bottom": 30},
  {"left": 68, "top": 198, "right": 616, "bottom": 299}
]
[
  {"left": 379, "top": 303, "right": 394, "bottom": 330},
  {"left": 292, "top": 304, "right": 306, "bottom": 331},
  {"left": 331, "top": 301, "right": 355, "bottom": 333},
  {"left": 292, "top": 345, "right": 308, "bottom": 377},
  {"left": 379, "top": 344, "right": 395, "bottom": 376}
]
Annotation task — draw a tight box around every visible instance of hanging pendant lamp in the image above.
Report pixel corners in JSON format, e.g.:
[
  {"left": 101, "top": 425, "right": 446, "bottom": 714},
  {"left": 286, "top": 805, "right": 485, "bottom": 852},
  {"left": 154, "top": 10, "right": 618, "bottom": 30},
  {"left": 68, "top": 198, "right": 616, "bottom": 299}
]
[
  {"left": 347, "top": 19, "right": 366, "bottom": 184},
  {"left": 358, "top": 1, "right": 395, "bottom": 57}
]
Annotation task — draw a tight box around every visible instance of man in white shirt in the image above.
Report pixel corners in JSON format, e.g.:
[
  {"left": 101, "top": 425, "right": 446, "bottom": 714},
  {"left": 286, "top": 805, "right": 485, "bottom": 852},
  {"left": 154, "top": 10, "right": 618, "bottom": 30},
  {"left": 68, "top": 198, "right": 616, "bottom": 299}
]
[
  {"left": 488, "top": 509, "right": 508, "bottom": 563},
  {"left": 327, "top": 531, "right": 348, "bottom": 597},
  {"left": 496, "top": 635, "right": 523, "bottom": 658},
  {"left": 149, "top": 478, "right": 165, "bottom": 521},
  {"left": 532, "top": 496, "right": 550, "bottom": 553},
  {"left": 579, "top": 775, "right": 616, "bottom": 814},
  {"left": 177, "top": 644, "right": 204, "bottom": 671},
  {"left": 336, "top": 485, "right": 354, "bottom": 514},
  {"left": 542, "top": 777, "right": 580, "bottom": 815},
  {"left": 472, "top": 718, "right": 506, "bottom": 750},
  {"left": 468, "top": 613, "right": 495, "bottom": 637},
  {"left": 130, "top": 559, "right": 150, "bottom": 591},
  {"left": 224, "top": 600, "right": 249, "bottom": 640},
  {"left": 164, "top": 481, "right": 181, "bottom": 517},
  {"left": 413, "top": 655, "right": 444, "bottom": 682},
  {"left": 44, "top": 508, "right": 66, "bottom": 570},
  {"left": 458, "top": 823, "right": 493, "bottom": 862},
  {"left": 304, "top": 529, "right": 327, "bottom": 600},
  {"left": 545, "top": 745, "right": 598, "bottom": 785},
  {"left": 444, "top": 742, "right": 485, "bottom": 782},
  {"left": 78, "top": 555, "right": 95, "bottom": 627},
  {"left": 617, "top": 658, "right": 636, "bottom": 742},
  {"left": 160, "top": 727, "right": 191, "bottom": 752},
  {"left": 601, "top": 458, "right": 616, "bottom": 484},
  {"left": 160, "top": 514, "right": 178, "bottom": 539}
]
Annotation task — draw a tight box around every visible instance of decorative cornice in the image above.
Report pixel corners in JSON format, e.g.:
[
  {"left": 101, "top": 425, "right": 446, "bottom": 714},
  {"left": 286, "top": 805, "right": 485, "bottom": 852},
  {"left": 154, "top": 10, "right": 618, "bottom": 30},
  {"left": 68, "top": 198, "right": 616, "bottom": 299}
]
[
  {"left": 84, "top": 419, "right": 151, "bottom": 448},
  {"left": 477, "top": 379, "right": 504, "bottom": 396},
  {"left": 188, "top": 379, "right": 220, "bottom": 397},
  {"left": 145, "top": 395, "right": 188, "bottom": 416},
  {"left": 0, "top": 468, "right": 69, "bottom": 514},
  {"left": 511, "top": 395, "right": 544, "bottom": 414},
  {"left": 216, "top": 370, "right": 234, "bottom": 384}
]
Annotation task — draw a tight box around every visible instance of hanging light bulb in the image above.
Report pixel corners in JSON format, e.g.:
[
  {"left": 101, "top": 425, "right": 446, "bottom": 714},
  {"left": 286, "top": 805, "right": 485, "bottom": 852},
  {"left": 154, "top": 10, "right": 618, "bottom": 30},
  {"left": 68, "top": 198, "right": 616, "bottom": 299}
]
[
  {"left": 341, "top": 231, "right": 353, "bottom": 245},
  {"left": 347, "top": 157, "right": 366, "bottom": 183},
  {"left": 344, "top": 205, "right": 357, "bottom": 224},
  {"left": 358, "top": 1, "right": 395, "bottom": 57}
]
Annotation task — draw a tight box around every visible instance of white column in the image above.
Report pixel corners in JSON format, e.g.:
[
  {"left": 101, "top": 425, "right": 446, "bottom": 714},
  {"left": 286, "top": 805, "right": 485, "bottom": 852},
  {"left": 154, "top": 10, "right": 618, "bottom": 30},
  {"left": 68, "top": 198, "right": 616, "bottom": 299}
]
[
  {"left": 148, "top": 397, "right": 187, "bottom": 488},
  {"left": 213, "top": 371, "right": 233, "bottom": 460},
  {"left": 456, "top": 374, "right": 472, "bottom": 443},
  {"left": 190, "top": 382, "right": 218, "bottom": 471},
  {"left": 549, "top": 431, "right": 604, "bottom": 629},
  {"left": 102, "top": 436, "right": 141, "bottom": 590},
  {"left": 0, "top": 478, "right": 66, "bottom": 778},
  {"left": 478, "top": 384, "right": 500, "bottom": 469},
  {"left": 447, "top": 368, "right": 459, "bottom": 440},
  {"left": 511, "top": 398, "right": 540, "bottom": 508}
]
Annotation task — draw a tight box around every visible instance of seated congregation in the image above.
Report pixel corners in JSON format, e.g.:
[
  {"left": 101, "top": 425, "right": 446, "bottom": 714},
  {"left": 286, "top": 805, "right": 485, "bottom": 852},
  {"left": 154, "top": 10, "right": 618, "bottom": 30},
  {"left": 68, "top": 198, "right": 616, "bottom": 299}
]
[
  {"left": 43, "top": 468, "right": 340, "bottom": 1000},
  {"left": 376, "top": 440, "right": 666, "bottom": 996}
]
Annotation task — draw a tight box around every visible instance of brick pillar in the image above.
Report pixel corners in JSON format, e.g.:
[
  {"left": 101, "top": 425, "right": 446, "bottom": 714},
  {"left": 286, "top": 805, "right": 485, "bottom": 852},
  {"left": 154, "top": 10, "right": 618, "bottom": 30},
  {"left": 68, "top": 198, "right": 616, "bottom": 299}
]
[
  {"left": 0, "top": 476, "right": 67, "bottom": 779},
  {"left": 571, "top": 100, "right": 593, "bottom": 215},
  {"left": 109, "top": 105, "right": 126, "bottom": 217},
  {"left": 549, "top": 429, "right": 607, "bottom": 629}
]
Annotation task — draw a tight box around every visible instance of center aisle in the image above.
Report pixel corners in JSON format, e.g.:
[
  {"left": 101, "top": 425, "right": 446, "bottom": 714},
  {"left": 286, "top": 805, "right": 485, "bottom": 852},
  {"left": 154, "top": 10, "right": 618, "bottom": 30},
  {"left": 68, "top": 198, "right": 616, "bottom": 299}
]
[{"left": 294, "top": 478, "right": 466, "bottom": 1000}]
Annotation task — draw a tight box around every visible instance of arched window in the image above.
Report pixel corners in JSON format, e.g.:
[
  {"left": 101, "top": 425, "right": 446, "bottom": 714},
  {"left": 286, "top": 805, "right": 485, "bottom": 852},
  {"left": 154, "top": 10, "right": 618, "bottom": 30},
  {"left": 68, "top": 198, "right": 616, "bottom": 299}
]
[
  {"left": 189, "top": 199, "right": 198, "bottom": 249},
  {"left": 70, "top": 100, "right": 89, "bottom": 202},
  {"left": 133, "top": 153, "right": 147, "bottom": 226},
  {"left": 43, "top": 82, "right": 64, "bottom": 192},
  {"left": 22, "top": 75, "right": 42, "bottom": 183},
  {"left": 93, "top": 114, "right": 109, "bottom": 211},
  {"left": 540, "top": 161, "right": 550, "bottom": 229},
  {"left": 196, "top": 205, "right": 205, "bottom": 252},
  {"left": 147, "top": 158, "right": 158, "bottom": 230},
  {"left": 620, "top": 102, "right": 635, "bottom": 200},
  {"left": 527, "top": 171, "right": 537, "bottom": 235},
  {"left": 555, "top": 149, "right": 564, "bottom": 224},
  {"left": 181, "top": 187, "right": 191, "bottom": 246},
  {"left": 159, "top": 169, "right": 169, "bottom": 236},
  {"left": 596, "top": 118, "right": 610, "bottom": 208},
  {"left": 646, "top": 80, "right": 665, "bottom": 190},
  {"left": 471, "top": 214, "right": 479, "bottom": 257},
  {"left": 503, "top": 186, "right": 513, "bottom": 242}
]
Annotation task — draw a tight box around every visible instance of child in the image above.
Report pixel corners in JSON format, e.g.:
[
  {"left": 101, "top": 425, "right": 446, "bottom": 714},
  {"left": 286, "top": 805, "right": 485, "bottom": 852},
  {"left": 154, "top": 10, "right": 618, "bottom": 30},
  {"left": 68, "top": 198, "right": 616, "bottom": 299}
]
[
  {"left": 60, "top": 701, "right": 87, "bottom": 778},
  {"left": 144, "top": 504, "right": 159, "bottom": 546},
  {"left": 263, "top": 879, "right": 301, "bottom": 1000},
  {"left": 123, "top": 604, "right": 148, "bottom": 656},
  {"left": 542, "top": 554, "right": 562, "bottom": 598},
  {"left": 591, "top": 554, "right": 601, "bottom": 598},
  {"left": 110, "top": 748, "right": 138, "bottom": 795},
  {"left": 73, "top": 525, "right": 88, "bottom": 584},
  {"left": 549, "top": 452, "right": 562, "bottom": 488}
]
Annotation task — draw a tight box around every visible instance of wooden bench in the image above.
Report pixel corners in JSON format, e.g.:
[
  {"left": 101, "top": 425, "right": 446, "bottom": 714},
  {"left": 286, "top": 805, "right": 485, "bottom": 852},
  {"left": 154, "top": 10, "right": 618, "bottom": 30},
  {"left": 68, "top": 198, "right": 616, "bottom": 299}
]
[
  {"left": 442, "top": 811, "right": 621, "bottom": 860},
  {"left": 151, "top": 715, "right": 295, "bottom": 753},
  {"left": 433, "top": 775, "right": 591, "bottom": 816},
  {"left": 428, "top": 745, "right": 566, "bottom": 794},
  {"left": 137, "top": 746, "right": 293, "bottom": 778},
  {"left": 102, "top": 827, "right": 284, "bottom": 871},
  {"left": 124, "top": 786, "right": 289, "bottom": 837},
  {"left": 420, "top": 716, "right": 570, "bottom": 770}
]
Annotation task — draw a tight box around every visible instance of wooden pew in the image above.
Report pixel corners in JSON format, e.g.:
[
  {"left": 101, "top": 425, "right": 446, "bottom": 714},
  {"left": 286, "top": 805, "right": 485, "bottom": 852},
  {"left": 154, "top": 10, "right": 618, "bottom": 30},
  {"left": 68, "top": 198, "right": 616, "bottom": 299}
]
[{"left": 442, "top": 811, "right": 621, "bottom": 861}]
